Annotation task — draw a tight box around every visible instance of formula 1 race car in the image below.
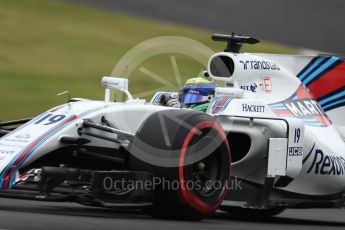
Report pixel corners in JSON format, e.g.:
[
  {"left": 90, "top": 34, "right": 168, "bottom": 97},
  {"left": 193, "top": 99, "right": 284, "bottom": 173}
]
[{"left": 0, "top": 34, "right": 344, "bottom": 220}]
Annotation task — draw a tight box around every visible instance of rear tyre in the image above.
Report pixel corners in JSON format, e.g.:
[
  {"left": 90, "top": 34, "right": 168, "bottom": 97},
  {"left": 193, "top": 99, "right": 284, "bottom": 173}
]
[{"left": 128, "top": 109, "right": 231, "bottom": 220}]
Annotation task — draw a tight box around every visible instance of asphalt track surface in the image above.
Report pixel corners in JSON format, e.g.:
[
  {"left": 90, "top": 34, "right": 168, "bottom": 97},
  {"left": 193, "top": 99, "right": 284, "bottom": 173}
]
[
  {"left": 0, "top": 197, "right": 344, "bottom": 230},
  {"left": 64, "top": 0, "right": 345, "bottom": 54}
]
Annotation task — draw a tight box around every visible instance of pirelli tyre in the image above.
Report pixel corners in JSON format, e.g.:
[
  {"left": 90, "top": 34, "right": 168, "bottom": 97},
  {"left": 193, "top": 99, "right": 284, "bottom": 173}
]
[{"left": 128, "top": 109, "right": 231, "bottom": 220}]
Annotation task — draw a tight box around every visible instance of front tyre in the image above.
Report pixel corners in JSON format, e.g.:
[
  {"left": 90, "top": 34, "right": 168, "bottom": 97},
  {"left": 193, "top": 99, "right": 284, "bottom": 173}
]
[{"left": 128, "top": 109, "right": 231, "bottom": 220}]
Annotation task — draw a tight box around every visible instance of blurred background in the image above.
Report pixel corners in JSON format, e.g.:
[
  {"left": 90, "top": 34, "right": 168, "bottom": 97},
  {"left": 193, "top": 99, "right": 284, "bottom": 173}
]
[{"left": 0, "top": 0, "right": 344, "bottom": 120}]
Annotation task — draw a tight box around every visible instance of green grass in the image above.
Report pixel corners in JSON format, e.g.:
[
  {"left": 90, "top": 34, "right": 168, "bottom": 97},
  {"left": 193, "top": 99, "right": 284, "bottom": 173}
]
[{"left": 0, "top": 0, "right": 297, "bottom": 120}]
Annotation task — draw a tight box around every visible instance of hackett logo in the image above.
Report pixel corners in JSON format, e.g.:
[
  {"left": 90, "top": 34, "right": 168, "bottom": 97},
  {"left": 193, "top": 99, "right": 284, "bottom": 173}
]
[{"left": 242, "top": 104, "right": 265, "bottom": 113}]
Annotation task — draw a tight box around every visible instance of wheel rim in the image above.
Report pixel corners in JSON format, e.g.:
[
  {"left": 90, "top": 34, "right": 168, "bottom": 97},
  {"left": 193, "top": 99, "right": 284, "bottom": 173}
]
[
  {"left": 190, "top": 137, "right": 222, "bottom": 198},
  {"left": 179, "top": 121, "right": 231, "bottom": 214}
]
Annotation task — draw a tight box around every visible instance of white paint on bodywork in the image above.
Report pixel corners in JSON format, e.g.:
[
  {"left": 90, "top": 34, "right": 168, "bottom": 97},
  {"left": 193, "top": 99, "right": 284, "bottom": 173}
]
[
  {"left": 208, "top": 52, "right": 303, "bottom": 103},
  {"left": 0, "top": 100, "right": 173, "bottom": 180}
]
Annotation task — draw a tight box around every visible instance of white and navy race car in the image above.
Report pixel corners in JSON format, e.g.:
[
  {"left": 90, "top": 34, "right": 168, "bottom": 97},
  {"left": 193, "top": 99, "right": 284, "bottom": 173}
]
[{"left": 0, "top": 34, "right": 344, "bottom": 220}]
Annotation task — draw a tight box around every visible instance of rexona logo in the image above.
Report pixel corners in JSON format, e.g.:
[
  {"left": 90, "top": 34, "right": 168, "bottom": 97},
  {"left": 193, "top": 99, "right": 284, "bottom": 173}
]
[
  {"left": 307, "top": 149, "right": 345, "bottom": 175},
  {"left": 239, "top": 60, "right": 280, "bottom": 71},
  {"left": 285, "top": 99, "right": 323, "bottom": 117},
  {"left": 242, "top": 104, "right": 265, "bottom": 113}
]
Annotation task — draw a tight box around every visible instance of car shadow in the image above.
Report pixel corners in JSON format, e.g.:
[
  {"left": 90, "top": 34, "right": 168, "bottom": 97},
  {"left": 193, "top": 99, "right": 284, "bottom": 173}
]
[
  {"left": 211, "top": 211, "right": 345, "bottom": 227},
  {"left": 0, "top": 199, "right": 345, "bottom": 227}
]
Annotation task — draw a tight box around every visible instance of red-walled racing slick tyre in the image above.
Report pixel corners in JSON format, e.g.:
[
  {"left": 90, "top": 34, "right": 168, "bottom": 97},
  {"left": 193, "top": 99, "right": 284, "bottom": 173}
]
[{"left": 129, "top": 110, "right": 231, "bottom": 220}]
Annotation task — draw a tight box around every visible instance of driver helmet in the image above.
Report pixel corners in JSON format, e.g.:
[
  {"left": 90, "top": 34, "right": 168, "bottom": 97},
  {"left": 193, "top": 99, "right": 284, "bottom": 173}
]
[{"left": 179, "top": 77, "right": 216, "bottom": 106}]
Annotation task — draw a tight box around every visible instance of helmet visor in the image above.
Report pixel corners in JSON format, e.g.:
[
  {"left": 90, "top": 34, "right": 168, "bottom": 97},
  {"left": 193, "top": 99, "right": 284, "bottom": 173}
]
[{"left": 181, "top": 93, "right": 209, "bottom": 105}]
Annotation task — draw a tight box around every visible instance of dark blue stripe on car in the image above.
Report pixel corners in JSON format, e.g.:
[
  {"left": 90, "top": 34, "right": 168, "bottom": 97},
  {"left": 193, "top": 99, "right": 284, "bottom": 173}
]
[
  {"left": 302, "top": 57, "right": 340, "bottom": 86},
  {"left": 298, "top": 56, "right": 325, "bottom": 81}
]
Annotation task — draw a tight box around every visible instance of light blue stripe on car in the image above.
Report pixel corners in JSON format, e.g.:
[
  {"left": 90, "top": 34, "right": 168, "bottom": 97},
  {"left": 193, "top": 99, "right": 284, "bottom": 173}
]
[
  {"left": 212, "top": 98, "right": 221, "bottom": 111},
  {"left": 299, "top": 57, "right": 325, "bottom": 81},
  {"left": 217, "top": 99, "right": 232, "bottom": 113},
  {"left": 323, "top": 98, "right": 345, "bottom": 110},
  {"left": 319, "top": 90, "right": 345, "bottom": 106},
  {"left": 302, "top": 57, "right": 339, "bottom": 85}
]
